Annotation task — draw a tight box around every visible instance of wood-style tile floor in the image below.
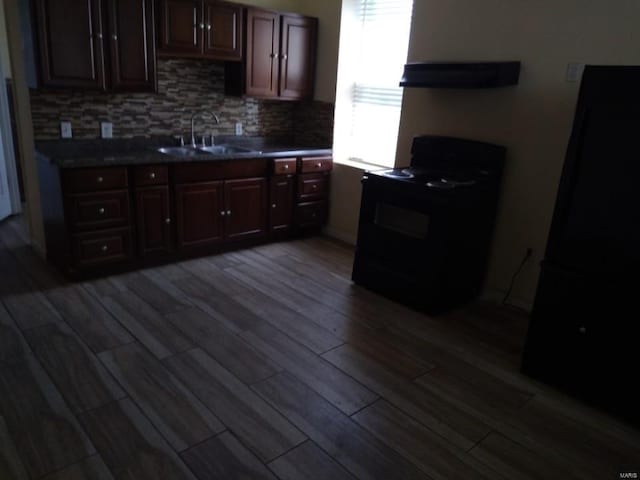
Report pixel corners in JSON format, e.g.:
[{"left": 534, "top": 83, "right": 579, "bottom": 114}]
[{"left": 1, "top": 216, "right": 639, "bottom": 479}]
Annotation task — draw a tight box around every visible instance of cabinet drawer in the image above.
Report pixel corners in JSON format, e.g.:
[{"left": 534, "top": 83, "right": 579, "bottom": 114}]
[
  {"left": 297, "top": 173, "right": 329, "bottom": 201},
  {"left": 273, "top": 158, "right": 297, "bottom": 175},
  {"left": 295, "top": 201, "right": 327, "bottom": 228},
  {"left": 72, "top": 228, "right": 132, "bottom": 268},
  {"left": 174, "top": 159, "right": 268, "bottom": 183},
  {"left": 300, "top": 156, "right": 332, "bottom": 173},
  {"left": 62, "top": 167, "right": 128, "bottom": 193},
  {"left": 134, "top": 165, "right": 168, "bottom": 186},
  {"left": 67, "top": 191, "right": 130, "bottom": 231}
]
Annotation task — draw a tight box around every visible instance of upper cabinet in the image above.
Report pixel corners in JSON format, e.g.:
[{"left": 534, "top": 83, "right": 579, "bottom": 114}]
[
  {"left": 33, "top": 0, "right": 156, "bottom": 91},
  {"left": 158, "top": 0, "right": 243, "bottom": 61},
  {"left": 240, "top": 8, "right": 317, "bottom": 100}
]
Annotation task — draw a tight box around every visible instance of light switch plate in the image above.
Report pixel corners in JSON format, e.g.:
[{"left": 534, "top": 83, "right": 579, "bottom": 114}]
[
  {"left": 235, "top": 122, "right": 243, "bottom": 136},
  {"left": 60, "top": 121, "right": 72, "bottom": 139},
  {"left": 101, "top": 122, "right": 113, "bottom": 139},
  {"left": 566, "top": 63, "right": 584, "bottom": 83}
]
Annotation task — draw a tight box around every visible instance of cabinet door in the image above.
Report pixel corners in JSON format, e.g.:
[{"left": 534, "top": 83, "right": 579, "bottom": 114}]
[
  {"left": 106, "top": 0, "right": 156, "bottom": 91},
  {"left": 279, "top": 14, "right": 316, "bottom": 100},
  {"left": 246, "top": 8, "right": 279, "bottom": 98},
  {"left": 34, "top": 0, "right": 106, "bottom": 89},
  {"left": 158, "top": 0, "right": 203, "bottom": 55},
  {"left": 269, "top": 176, "right": 293, "bottom": 232},
  {"left": 224, "top": 178, "right": 267, "bottom": 241},
  {"left": 203, "top": 1, "right": 242, "bottom": 60},
  {"left": 175, "top": 182, "right": 224, "bottom": 249},
  {"left": 136, "top": 186, "right": 172, "bottom": 256}
]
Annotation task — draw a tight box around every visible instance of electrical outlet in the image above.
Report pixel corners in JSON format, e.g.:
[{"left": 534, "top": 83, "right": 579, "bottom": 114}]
[
  {"left": 101, "top": 122, "right": 113, "bottom": 139},
  {"left": 566, "top": 63, "right": 584, "bottom": 82},
  {"left": 235, "top": 122, "right": 243, "bottom": 136},
  {"left": 60, "top": 121, "right": 72, "bottom": 139}
]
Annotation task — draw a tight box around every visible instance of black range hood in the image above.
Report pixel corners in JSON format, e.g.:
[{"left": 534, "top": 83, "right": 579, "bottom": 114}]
[{"left": 399, "top": 61, "right": 520, "bottom": 88}]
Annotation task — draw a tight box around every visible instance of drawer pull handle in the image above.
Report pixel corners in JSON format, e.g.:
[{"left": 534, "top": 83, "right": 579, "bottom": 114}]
[
  {"left": 578, "top": 326, "right": 586, "bottom": 334},
  {"left": 227, "top": 210, "right": 232, "bottom": 216},
  {"left": 272, "top": 203, "right": 277, "bottom": 208},
  {"left": 101, "top": 245, "right": 108, "bottom": 252},
  {"left": 220, "top": 211, "right": 226, "bottom": 216},
  {"left": 98, "top": 207, "right": 105, "bottom": 215},
  {"left": 149, "top": 172, "right": 156, "bottom": 179},
  {"left": 165, "top": 218, "right": 171, "bottom": 224},
  {"left": 97, "top": 176, "right": 104, "bottom": 183}
]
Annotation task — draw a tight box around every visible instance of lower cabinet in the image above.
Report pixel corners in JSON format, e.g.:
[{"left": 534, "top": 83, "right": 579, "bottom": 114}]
[
  {"left": 175, "top": 177, "right": 267, "bottom": 251},
  {"left": 136, "top": 185, "right": 172, "bottom": 256},
  {"left": 175, "top": 181, "right": 225, "bottom": 249},
  {"left": 269, "top": 175, "right": 294, "bottom": 232}
]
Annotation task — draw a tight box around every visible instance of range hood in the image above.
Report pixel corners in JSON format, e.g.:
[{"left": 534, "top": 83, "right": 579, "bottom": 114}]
[{"left": 399, "top": 62, "right": 520, "bottom": 88}]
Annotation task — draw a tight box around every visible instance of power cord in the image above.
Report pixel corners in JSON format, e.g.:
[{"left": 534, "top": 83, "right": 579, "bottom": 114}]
[{"left": 502, "top": 248, "right": 533, "bottom": 306}]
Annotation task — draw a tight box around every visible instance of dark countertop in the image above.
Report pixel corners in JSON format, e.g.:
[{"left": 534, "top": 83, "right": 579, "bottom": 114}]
[{"left": 36, "top": 136, "right": 332, "bottom": 168}]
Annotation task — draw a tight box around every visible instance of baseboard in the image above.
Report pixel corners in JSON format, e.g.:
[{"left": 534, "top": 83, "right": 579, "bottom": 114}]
[
  {"left": 481, "top": 289, "right": 533, "bottom": 313},
  {"left": 323, "top": 226, "right": 357, "bottom": 246}
]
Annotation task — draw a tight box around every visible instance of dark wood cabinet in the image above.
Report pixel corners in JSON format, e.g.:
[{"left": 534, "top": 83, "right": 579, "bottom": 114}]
[
  {"left": 136, "top": 186, "right": 172, "bottom": 256},
  {"left": 230, "top": 7, "right": 317, "bottom": 100},
  {"left": 176, "top": 181, "right": 225, "bottom": 249},
  {"left": 158, "top": 0, "right": 242, "bottom": 61},
  {"left": 203, "top": 1, "right": 242, "bottom": 60},
  {"left": 279, "top": 14, "right": 316, "bottom": 100},
  {"left": 34, "top": 0, "right": 156, "bottom": 91},
  {"left": 34, "top": 0, "right": 106, "bottom": 89},
  {"left": 224, "top": 178, "right": 267, "bottom": 241},
  {"left": 107, "top": 0, "right": 156, "bottom": 91},
  {"left": 269, "top": 176, "right": 293, "bottom": 232}
]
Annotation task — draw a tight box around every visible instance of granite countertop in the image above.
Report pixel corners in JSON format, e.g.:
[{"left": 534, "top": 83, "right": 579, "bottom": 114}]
[{"left": 36, "top": 136, "right": 332, "bottom": 169}]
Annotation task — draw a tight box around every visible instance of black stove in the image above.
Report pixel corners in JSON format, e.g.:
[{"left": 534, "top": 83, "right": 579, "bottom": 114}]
[{"left": 352, "top": 135, "right": 505, "bottom": 313}]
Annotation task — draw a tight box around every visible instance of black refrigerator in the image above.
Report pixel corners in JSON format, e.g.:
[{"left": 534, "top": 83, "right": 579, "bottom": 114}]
[{"left": 522, "top": 66, "right": 640, "bottom": 426}]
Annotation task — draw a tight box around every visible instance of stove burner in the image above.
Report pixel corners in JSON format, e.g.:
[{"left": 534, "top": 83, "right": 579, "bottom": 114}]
[{"left": 380, "top": 169, "right": 415, "bottom": 179}]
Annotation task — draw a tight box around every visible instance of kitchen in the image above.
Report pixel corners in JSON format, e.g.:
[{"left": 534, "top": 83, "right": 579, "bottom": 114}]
[{"left": 1, "top": 0, "right": 639, "bottom": 479}]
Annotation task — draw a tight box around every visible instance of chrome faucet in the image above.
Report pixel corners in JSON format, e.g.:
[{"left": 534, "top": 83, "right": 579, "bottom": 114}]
[{"left": 190, "top": 112, "right": 220, "bottom": 148}]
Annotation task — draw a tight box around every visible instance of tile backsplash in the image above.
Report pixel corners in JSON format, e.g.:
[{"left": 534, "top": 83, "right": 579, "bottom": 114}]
[{"left": 30, "top": 58, "right": 334, "bottom": 146}]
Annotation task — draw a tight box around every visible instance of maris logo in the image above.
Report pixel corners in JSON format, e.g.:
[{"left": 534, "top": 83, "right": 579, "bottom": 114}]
[{"left": 619, "top": 473, "right": 639, "bottom": 479}]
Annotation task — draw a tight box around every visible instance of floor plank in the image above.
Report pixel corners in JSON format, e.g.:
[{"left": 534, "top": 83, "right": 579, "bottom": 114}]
[
  {"left": 267, "top": 441, "right": 356, "bottom": 480},
  {"left": 2, "top": 288, "right": 61, "bottom": 331},
  {"left": 40, "top": 455, "right": 115, "bottom": 480},
  {"left": 0, "top": 303, "right": 32, "bottom": 361},
  {"left": 241, "top": 322, "right": 378, "bottom": 415},
  {"left": 322, "top": 344, "right": 491, "bottom": 450},
  {"left": 0, "top": 355, "right": 96, "bottom": 478},
  {"left": 99, "top": 342, "right": 225, "bottom": 452},
  {"left": 99, "top": 290, "right": 193, "bottom": 359},
  {"left": 164, "top": 348, "right": 306, "bottom": 462},
  {"left": 181, "top": 432, "right": 278, "bottom": 480},
  {"left": 252, "top": 372, "right": 430, "bottom": 480},
  {"left": 122, "top": 272, "right": 191, "bottom": 315},
  {"left": 78, "top": 398, "right": 197, "bottom": 480},
  {"left": 0, "top": 416, "right": 29, "bottom": 480},
  {"left": 45, "top": 285, "right": 133, "bottom": 353},
  {"left": 165, "top": 307, "right": 281, "bottom": 385},
  {"left": 23, "top": 322, "right": 125, "bottom": 413}
]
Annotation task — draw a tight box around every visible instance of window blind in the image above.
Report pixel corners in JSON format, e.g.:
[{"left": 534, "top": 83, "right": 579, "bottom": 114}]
[{"left": 349, "top": 0, "right": 413, "bottom": 166}]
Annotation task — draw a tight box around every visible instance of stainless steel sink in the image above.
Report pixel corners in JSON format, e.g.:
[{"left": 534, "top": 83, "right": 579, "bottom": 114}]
[{"left": 157, "top": 144, "right": 260, "bottom": 158}]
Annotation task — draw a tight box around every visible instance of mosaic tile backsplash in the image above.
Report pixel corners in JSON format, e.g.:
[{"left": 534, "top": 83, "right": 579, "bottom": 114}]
[{"left": 30, "top": 58, "right": 334, "bottom": 146}]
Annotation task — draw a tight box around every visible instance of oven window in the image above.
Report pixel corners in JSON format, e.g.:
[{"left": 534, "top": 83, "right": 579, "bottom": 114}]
[{"left": 374, "top": 203, "right": 430, "bottom": 239}]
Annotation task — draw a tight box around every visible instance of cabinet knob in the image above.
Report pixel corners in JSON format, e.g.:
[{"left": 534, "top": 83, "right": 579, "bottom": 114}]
[
  {"left": 199, "top": 23, "right": 205, "bottom": 29},
  {"left": 578, "top": 326, "right": 587, "bottom": 334},
  {"left": 312, "top": 184, "right": 318, "bottom": 190},
  {"left": 207, "top": 24, "right": 212, "bottom": 30},
  {"left": 227, "top": 210, "right": 232, "bottom": 216},
  {"left": 149, "top": 172, "right": 156, "bottom": 179},
  {"left": 284, "top": 164, "right": 289, "bottom": 170},
  {"left": 97, "top": 176, "right": 103, "bottom": 183},
  {"left": 317, "top": 163, "right": 322, "bottom": 168},
  {"left": 98, "top": 207, "right": 105, "bottom": 215},
  {"left": 112, "top": 34, "right": 118, "bottom": 41},
  {"left": 270, "top": 53, "right": 279, "bottom": 59},
  {"left": 282, "top": 54, "right": 288, "bottom": 60},
  {"left": 220, "top": 211, "right": 226, "bottom": 216},
  {"left": 101, "top": 245, "right": 108, "bottom": 252},
  {"left": 311, "top": 213, "right": 317, "bottom": 218},
  {"left": 97, "top": 33, "right": 103, "bottom": 40},
  {"left": 165, "top": 218, "right": 171, "bottom": 224},
  {"left": 272, "top": 203, "right": 277, "bottom": 208}
]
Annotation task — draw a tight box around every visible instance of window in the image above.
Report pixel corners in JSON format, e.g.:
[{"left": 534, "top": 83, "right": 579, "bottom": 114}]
[{"left": 335, "top": 0, "right": 414, "bottom": 168}]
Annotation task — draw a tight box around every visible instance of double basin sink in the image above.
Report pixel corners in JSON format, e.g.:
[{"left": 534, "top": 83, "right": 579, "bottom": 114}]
[{"left": 157, "top": 144, "right": 261, "bottom": 158}]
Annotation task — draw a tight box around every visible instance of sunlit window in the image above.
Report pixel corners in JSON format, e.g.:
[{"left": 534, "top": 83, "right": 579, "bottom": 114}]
[{"left": 337, "top": 0, "right": 413, "bottom": 167}]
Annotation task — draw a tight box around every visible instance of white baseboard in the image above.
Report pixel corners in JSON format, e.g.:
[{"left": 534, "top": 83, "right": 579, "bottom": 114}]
[
  {"left": 481, "top": 289, "right": 533, "bottom": 312},
  {"left": 323, "top": 226, "right": 357, "bottom": 246}
]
